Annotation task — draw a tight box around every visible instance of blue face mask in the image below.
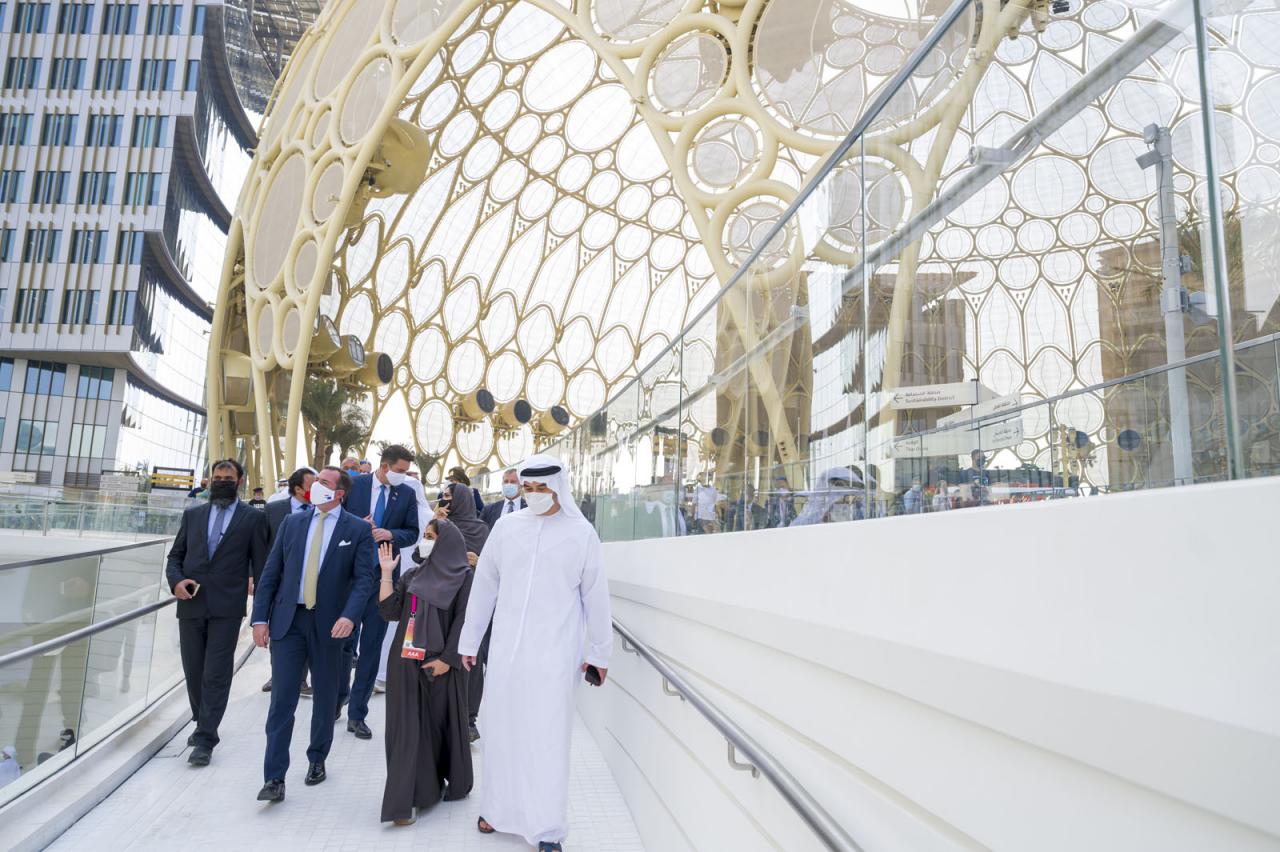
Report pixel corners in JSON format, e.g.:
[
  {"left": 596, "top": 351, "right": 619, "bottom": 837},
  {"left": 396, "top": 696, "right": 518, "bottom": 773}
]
[{"left": 502, "top": 483, "right": 519, "bottom": 500}]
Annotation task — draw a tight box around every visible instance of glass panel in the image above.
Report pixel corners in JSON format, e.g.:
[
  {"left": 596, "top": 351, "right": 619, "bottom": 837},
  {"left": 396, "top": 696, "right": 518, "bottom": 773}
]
[
  {"left": 74, "top": 543, "right": 166, "bottom": 751},
  {"left": 547, "top": 0, "right": 1259, "bottom": 533},
  {"left": 0, "top": 554, "right": 98, "bottom": 802}
]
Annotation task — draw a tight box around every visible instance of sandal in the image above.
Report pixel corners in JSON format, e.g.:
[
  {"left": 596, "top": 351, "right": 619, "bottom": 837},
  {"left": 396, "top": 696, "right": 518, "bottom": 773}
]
[{"left": 477, "top": 816, "right": 495, "bottom": 834}]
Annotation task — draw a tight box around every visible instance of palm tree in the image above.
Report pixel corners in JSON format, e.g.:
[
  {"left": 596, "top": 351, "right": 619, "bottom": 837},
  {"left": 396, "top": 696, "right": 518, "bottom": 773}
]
[{"left": 301, "top": 378, "right": 371, "bottom": 468}]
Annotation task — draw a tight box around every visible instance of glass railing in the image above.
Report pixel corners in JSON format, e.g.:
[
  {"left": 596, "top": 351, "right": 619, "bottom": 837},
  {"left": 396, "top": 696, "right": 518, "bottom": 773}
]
[
  {"left": 0, "top": 499, "right": 188, "bottom": 541},
  {"left": 556, "top": 0, "right": 1280, "bottom": 542},
  {"left": 0, "top": 541, "right": 183, "bottom": 806}
]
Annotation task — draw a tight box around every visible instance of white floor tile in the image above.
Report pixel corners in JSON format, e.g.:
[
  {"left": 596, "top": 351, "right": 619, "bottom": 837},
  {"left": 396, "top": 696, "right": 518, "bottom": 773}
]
[{"left": 48, "top": 649, "right": 643, "bottom": 851}]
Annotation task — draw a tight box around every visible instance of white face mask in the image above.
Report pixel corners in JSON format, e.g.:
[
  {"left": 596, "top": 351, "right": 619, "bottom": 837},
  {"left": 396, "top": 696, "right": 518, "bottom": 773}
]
[
  {"left": 524, "top": 489, "right": 556, "bottom": 515},
  {"left": 385, "top": 470, "right": 407, "bottom": 487},
  {"left": 309, "top": 482, "right": 337, "bottom": 506},
  {"left": 417, "top": 538, "right": 435, "bottom": 559}
]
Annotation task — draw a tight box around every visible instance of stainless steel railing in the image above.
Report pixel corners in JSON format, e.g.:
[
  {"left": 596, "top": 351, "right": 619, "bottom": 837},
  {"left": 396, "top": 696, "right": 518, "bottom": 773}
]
[{"left": 613, "top": 618, "right": 863, "bottom": 852}]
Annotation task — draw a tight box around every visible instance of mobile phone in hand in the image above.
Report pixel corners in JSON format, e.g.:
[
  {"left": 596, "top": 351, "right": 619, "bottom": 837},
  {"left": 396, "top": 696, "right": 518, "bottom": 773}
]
[
  {"left": 584, "top": 664, "right": 601, "bottom": 686},
  {"left": 189, "top": 582, "right": 201, "bottom": 598}
]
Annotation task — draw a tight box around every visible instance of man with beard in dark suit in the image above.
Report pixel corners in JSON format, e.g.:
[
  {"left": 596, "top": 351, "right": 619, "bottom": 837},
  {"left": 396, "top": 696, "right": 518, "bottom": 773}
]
[{"left": 166, "top": 459, "right": 269, "bottom": 767}]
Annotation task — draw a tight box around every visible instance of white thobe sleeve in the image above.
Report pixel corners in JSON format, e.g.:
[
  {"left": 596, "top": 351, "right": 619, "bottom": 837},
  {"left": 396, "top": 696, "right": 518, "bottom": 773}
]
[
  {"left": 459, "top": 530, "right": 500, "bottom": 657},
  {"left": 580, "top": 532, "right": 613, "bottom": 668}
]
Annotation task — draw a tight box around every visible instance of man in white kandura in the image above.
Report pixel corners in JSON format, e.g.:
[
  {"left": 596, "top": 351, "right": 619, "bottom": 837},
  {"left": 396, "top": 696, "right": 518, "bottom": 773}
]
[{"left": 458, "top": 453, "right": 612, "bottom": 852}]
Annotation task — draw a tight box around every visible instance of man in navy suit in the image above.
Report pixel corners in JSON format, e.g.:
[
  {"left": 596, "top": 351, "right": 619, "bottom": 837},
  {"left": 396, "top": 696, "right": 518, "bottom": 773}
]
[
  {"left": 251, "top": 466, "right": 376, "bottom": 802},
  {"left": 338, "top": 444, "right": 418, "bottom": 740}
]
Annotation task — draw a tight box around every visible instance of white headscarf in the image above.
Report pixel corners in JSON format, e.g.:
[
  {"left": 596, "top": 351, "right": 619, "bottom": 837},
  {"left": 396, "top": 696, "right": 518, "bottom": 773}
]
[
  {"left": 517, "top": 453, "right": 585, "bottom": 522},
  {"left": 790, "top": 466, "right": 863, "bottom": 527}
]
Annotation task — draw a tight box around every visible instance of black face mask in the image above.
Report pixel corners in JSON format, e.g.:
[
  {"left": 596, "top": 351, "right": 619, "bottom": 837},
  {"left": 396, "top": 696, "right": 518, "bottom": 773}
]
[{"left": 209, "top": 481, "right": 238, "bottom": 506}]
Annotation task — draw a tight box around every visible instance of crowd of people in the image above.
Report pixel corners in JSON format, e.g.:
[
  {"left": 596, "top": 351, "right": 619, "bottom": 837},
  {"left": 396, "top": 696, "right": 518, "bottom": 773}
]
[
  {"left": 165, "top": 449, "right": 611, "bottom": 851},
  {"left": 588, "top": 451, "right": 1039, "bottom": 540}
]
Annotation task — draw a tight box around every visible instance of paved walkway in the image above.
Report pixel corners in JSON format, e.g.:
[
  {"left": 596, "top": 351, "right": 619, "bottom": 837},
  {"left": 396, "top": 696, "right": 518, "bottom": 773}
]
[{"left": 49, "top": 649, "right": 643, "bottom": 851}]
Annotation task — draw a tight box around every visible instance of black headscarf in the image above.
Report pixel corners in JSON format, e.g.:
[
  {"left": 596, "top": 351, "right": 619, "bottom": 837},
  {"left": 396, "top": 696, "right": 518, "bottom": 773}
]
[
  {"left": 444, "top": 483, "right": 489, "bottom": 554},
  {"left": 403, "top": 519, "right": 471, "bottom": 610}
]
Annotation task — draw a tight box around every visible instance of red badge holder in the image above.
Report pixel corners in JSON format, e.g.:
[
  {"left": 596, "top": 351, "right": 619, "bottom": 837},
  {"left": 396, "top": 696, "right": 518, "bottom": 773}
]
[{"left": 400, "top": 595, "right": 427, "bottom": 661}]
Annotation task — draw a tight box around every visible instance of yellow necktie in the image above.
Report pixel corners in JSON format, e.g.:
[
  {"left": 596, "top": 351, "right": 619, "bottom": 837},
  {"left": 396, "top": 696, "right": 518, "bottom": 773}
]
[{"left": 303, "top": 510, "right": 329, "bottom": 609}]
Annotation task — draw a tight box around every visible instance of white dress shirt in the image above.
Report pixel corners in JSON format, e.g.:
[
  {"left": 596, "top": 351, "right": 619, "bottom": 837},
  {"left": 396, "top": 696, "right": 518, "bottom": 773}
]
[
  {"left": 503, "top": 498, "right": 520, "bottom": 515},
  {"left": 297, "top": 506, "right": 342, "bottom": 604},
  {"left": 289, "top": 495, "right": 309, "bottom": 514}
]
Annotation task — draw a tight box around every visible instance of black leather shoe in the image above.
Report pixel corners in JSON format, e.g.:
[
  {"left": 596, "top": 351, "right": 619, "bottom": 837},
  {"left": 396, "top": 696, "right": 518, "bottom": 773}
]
[
  {"left": 304, "top": 761, "right": 326, "bottom": 786},
  {"left": 260, "top": 678, "right": 272, "bottom": 692},
  {"left": 257, "top": 779, "right": 285, "bottom": 802},
  {"left": 186, "top": 734, "right": 197, "bottom": 747},
  {"left": 348, "top": 720, "right": 372, "bottom": 740},
  {"left": 467, "top": 723, "right": 480, "bottom": 743},
  {"left": 188, "top": 746, "right": 211, "bottom": 766}
]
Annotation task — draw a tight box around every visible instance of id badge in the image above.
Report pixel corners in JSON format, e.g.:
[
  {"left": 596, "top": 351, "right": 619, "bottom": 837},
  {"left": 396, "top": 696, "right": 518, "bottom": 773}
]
[{"left": 401, "top": 595, "right": 427, "bottom": 661}]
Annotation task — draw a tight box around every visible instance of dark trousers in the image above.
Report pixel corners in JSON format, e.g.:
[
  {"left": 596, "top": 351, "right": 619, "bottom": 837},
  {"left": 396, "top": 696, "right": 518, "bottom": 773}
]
[
  {"left": 178, "top": 615, "right": 242, "bottom": 749},
  {"left": 263, "top": 607, "right": 341, "bottom": 781},
  {"left": 344, "top": 593, "right": 388, "bottom": 722},
  {"left": 466, "top": 621, "right": 492, "bottom": 724}
]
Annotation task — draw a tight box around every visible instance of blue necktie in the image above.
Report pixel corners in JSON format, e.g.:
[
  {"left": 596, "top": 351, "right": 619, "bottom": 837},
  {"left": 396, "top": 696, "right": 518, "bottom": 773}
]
[
  {"left": 208, "top": 506, "right": 227, "bottom": 555},
  {"left": 373, "top": 485, "right": 386, "bottom": 527}
]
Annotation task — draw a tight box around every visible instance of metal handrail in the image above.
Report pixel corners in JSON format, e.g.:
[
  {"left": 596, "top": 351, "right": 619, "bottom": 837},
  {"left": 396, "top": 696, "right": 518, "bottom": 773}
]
[
  {"left": 613, "top": 619, "right": 863, "bottom": 852},
  {"left": 0, "top": 597, "right": 176, "bottom": 669},
  {"left": 0, "top": 538, "right": 170, "bottom": 572}
]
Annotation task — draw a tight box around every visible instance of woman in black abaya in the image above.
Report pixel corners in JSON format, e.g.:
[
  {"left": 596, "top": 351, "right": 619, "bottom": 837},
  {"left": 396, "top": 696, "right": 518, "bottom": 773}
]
[
  {"left": 376, "top": 518, "right": 474, "bottom": 825},
  {"left": 437, "top": 481, "right": 491, "bottom": 740}
]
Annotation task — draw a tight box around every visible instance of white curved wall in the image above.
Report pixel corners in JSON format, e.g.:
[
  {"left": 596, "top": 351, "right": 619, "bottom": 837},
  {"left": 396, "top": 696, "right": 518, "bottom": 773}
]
[{"left": 578, "top": 477, "right": 1280, "bottom": 851}]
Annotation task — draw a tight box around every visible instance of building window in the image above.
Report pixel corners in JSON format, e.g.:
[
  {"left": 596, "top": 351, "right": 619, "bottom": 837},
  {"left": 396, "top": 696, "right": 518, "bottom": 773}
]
[
  {"left": 77, "top": 365, "right": 114, "bottom": 399},
  {"left": 115, "top": 229, "right": 144, "bottom": 264},
  {"left": 0, "top": 170, "right": 23, "bottom": 202},
  {"left": 21, "top": 227, "right": 60, "bottom": 263},
  {"left": 39, "top": 111, "right": 77, "bottom": 145},
  {"left": 4, "top": 57, "right": 42, "bottom": 90},
  {"left": 24, "top": 360, "right": 67, "bottom": 395},
  {"left": 56, "top": 2, "right": 93, "bottom": 33},
  {"left": 30, "top": 170, "right": 69, "bottom": 204},
  {"left": 93, "top": 58, "right": 130, "bottom": 91},
  {"left": 60, "top": 288, "right": 99, "bottom": 323},
  {"left": 184, "top": 59, "right": 199, "bottom": 91},
  {"left": 0, "top": 358, "right": 12, "bottom": 391},
  {"left": 84, "top": 112, "right": 123, "bottom": 147},
  {"left": 68, "top": 228, "right": 108, "bottom": 264},
  {"left": 47, "top": 57, "right": 85, "bottom": 90},
  {"left": 13, "top": 2, "right": 49, "bottom": 32},
  {"left": 130, "top": 113, "right": 167, "bottom": 147},
  {"left": 0, "top": 228, "right": 14, "bottom": 261},
  {"left": 16, "top": 418, "right": 59, "bottom": 454},
  {"left": 192, "top": 5, "right": 206, "bottom": 34},
  {"left": 122, "top": 171, "right": 161, "bottom": 206},
  {"left": 100, "top": 2, "right": 137, "bottom": 34},
  {"left": 0, "top": 111, "right": 31, "bottom": 145},
  {"left": 144, "top": 3, "right": 180, "bottom": 34},
  {"left": 136, "top": 58, "right": 175, "bottom": 91},
  {"left": 13, "top": 288, "right": 52, "bottom": 323},
  {"left": 77, "top": 170, "right": 115, "bottom": 205},
  {"left": 106, "top": 289, "right": 136, "bottom": 324},
  {"left": 68, "top": 422, "right": 108, "bottom": 458}
]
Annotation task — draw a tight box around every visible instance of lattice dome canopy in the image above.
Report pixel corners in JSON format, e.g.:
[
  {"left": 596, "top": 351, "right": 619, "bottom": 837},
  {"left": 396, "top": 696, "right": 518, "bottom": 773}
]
[
  {"left": 208, "top": 0, "right": 1280, "bottom": 491},
  {"left": 208, "top": 0, "right": 972, "bottom": 483}
]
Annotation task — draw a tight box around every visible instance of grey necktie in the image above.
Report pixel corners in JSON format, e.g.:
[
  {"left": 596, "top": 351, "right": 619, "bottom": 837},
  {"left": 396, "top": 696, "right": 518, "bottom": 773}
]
[{"left": 209, "top": 506, "right": 227, "bottom": 554}]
